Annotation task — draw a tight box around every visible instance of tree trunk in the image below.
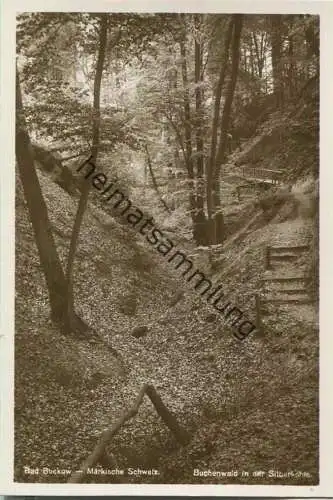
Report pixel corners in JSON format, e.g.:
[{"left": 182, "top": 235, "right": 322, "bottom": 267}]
[
  {"left": 65, "top": 14, "right": 108, "bottom": 334},
  {"left": 242, "top": 46, "right": 247, "bottom": 73},
  {"left": 211, "top": 15, "right": 243, "bottom": 244},
  {"left": 249, "top": 35, "right": 256, "bottom": 77},
  {"left": 193, "top": 14, "right": 207, "bottom": 245},
  {"left": 270, "top": 15, "right": 283, "bottom": 108},
  {"left": 16, "top": 70, "right": 69, "bottom": 328},
  {"left": 287, "top": 31, "right": 295, "bottom": 99},
  {"left": 206, "top": 16, "right": 234, "bottom": 245},
  {"left": 252, "top": 31, "right": 265, "bottom": 78},
  {"left": 304, "top": 17, "right": 319, "bottom": 57},
  {"left": 179, "top": 33, "right": 193, "bottom": 178},
  {"left": 179, "top": 28, "right": 200, "bottom": 243},
  {"left": 259, "top": 32, "right": 267, "bottom": 79}
]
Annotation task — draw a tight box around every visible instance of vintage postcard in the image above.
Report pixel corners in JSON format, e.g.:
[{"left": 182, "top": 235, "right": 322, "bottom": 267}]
[{"left": 0, "top": 0, "right": 332, "bottom": 496}]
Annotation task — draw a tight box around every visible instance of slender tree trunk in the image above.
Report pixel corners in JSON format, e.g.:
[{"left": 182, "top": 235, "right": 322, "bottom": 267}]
[
  {"left": 215, "top": 15, "right": 243, "bottom": 167},
  {"left": 252, "top": 32, "right": 264, "bottom": 78},
  {"left": 172, "top": 81, "right": 182, "bottom": 182},
  {"left": 249, "top": 35, "right": 256, "bottom": 77},
  {"left": 16, "top": 70, "right": 69, "bottom": 328},
  {"left": 242, "top": 46, "right": 247, "bottom": 73},
  {"left": 270, "top": 15, "right": 283, "bottom": 108},
  {"left": 259, "top": 32, "right": 267, "bottom": 79},
  {"left": 65, "top": 14, "right": 108, "bottom": 334},
  {"left": 179, "top": 37, "right": 193, "bottom": 177},
  {"left": 304, "top": 18, "right": 319, "bottom": 57},
  {"left": 211, "top": 15, "right": 243, "bottom": 244},
  {"left": 179, "top": 31, "right": 199, "bottom": 242},
  {"left": 287, "top": 32, "right": 295, "bottom": 99},
  {"left": 206, "top": 16, "right": 234, "bottom": 245},
  {"left": 193, "top": 14, "right": 207, "bottom": 244}
]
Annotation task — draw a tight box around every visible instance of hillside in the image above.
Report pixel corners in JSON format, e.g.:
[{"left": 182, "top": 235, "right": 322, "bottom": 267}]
[{"left": 15, "top": 95, "right": 319, "bottom": 484}]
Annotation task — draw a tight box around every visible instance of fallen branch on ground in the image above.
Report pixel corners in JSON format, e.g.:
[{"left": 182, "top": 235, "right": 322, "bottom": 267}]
[{"left": 68, "top": 383, "right": 190, "bottom": 483}]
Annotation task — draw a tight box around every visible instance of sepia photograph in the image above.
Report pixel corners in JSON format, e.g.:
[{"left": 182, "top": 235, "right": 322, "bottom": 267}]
[{"left": 1, "top": 0, "right": 330, "bottom": 495}]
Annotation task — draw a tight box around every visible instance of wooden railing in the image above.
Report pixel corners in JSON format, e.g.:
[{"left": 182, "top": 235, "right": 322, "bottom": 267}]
[{"left": 241, "top": 166, "right": 283, "bottom": 185}]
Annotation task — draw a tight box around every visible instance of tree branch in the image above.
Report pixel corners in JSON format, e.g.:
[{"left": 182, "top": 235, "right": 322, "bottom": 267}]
[
  {"left": 68, "top": 384, "right": 190, "bottom": 483},
  {"left": 161, "top": 110, "right": 188, "bottom": 165},
  {"left": 144, "top": 143, "right": 172, "bottom": 213},
  {"left": 65, "top": 14, "right": 108, "bottom": 334}
]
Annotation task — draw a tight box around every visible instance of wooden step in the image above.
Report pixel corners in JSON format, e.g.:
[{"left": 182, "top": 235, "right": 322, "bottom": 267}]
[
  {"left": 261, "top": 275, "right": 308, "bottom": 282},
  {"left": 261, "top": 286, "right": 308, "bottom": 295},
  {"left": 261, "top": 294, "right": 312, "bottom": 304},
  {"left": 282, "top": 288, "right": 308, "bottom": 295},
  {"left": 270, "top": 244, "right": 310, "bottom": 253},
  {"left": 269, "top": 253, "right": 300, "bottom": 261}
]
